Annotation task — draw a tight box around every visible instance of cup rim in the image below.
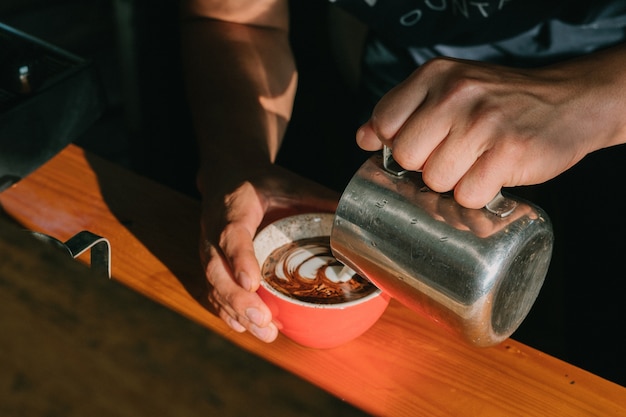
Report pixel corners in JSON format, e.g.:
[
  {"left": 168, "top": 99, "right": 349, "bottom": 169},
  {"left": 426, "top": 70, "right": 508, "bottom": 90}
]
[{"left": 254, "top": 212, "right": 383, "bottom": 309}]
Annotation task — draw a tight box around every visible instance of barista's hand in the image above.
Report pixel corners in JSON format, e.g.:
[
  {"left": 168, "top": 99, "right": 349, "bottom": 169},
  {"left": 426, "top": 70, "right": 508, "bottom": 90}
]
[
  {"left": 199, "top": 164, "right": 338, "bottom": 342},
  {"left": 357, "top": 54, "right": 626, "bottom": 208}
]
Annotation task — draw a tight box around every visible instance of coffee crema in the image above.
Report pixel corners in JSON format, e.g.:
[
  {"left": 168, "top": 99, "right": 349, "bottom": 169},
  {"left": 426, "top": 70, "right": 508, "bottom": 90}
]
[{"left": 261, "top": 236, "right": 376, "bottom": 304}]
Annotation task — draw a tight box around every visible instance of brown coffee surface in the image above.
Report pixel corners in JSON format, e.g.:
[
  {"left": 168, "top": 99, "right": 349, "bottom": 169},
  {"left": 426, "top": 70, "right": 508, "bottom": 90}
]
[{"left": 261, "top": 237, "right": 376, "bottom": 304}]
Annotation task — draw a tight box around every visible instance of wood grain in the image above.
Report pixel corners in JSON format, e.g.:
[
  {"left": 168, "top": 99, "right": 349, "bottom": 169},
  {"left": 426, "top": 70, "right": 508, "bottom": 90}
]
[
  {"left": 1, "top": 145, "right": 624, "bottom": 417},
  {"left": 0, "top": 217, "right": 366, "bottom": 417}
]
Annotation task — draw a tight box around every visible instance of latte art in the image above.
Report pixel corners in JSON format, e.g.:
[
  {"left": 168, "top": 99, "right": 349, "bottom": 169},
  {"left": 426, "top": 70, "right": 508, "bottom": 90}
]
[{"left": 262, "top": 237, "right": 376, "bottom": 304}]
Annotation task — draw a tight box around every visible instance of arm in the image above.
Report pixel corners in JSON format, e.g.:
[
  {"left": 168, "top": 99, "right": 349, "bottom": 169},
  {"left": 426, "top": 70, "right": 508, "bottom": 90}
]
[
  {"left": 180, "top": 0, "right": 338, "bottom": 342},
  {"left": 182, "top": 0, "right": 293, "bottom": 169},
  {"left": 357, "top": 43, "right": 626, "bottom": 208}
]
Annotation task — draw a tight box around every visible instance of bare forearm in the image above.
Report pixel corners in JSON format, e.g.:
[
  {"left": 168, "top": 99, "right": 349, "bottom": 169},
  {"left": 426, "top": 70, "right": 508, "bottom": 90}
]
[
  {"left": 543, "top": 42, "right": 626, "bottom": 153},
  {"left": 471, "top": 42, "right": 626, "bottom": 168},
  {"left": 180, "top": 4, "right": 296, "bottom": 192}
]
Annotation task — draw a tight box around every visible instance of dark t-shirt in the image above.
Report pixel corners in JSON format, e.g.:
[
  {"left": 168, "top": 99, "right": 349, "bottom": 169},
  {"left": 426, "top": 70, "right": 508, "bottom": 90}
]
[
  {"left": 329, "top": 0, "right": 626, "bottom": 108},
  {"left": 330, "top": 0, "right": 626, "bottom": 47}
]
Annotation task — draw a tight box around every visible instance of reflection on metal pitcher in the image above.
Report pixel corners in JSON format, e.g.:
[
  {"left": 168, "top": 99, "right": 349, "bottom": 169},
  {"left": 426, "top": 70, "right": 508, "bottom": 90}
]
[{"left": 330, "top": 151, "right": 554, "bottom": 347}]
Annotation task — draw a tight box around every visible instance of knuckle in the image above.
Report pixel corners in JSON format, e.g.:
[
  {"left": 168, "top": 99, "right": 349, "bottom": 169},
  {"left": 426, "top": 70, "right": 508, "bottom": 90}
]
[
  {"left": 218, "top": 221, "right": 243, "bottom": 250},
  {"left": 369, "top": 108, "right": 396, "bottom": 142},
  {"left": 202, "top": 249, "right": 223, "bottom": 282},
  {"left": 459, "top": 179, "right": 498, "bottom": 209},
  {"left": 473, "top": 102, "right": 507, "bottom": 128},
  {"left": 419, "top": 56, "right": 455, "bottom": 76},
  {"left": 390, "top": 143, "right": 422, "bottom": 171},
  {"left": 207, "top": 283, "right": 242, "bottom": 320},
  {"left": 421, "top": 167, "right": 453, "bottom": 193},
  {"left": 444, "top": 76, "right": 489, "bottom": 109},
  {"left": 206, "top": 289, "right": 222, "bottom": 311}
]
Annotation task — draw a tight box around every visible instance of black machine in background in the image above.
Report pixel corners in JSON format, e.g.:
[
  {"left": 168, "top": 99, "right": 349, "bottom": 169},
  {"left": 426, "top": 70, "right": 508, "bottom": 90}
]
[{"left": 0, "top": 22, "right": 104, "bottom": 192}]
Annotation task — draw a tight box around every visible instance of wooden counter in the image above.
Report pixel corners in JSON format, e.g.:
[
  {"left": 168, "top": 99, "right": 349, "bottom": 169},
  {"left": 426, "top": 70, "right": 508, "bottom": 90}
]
[
  {"left": 0, "top": 215, "right": 367, "bottom": 417},
  {"left": 1, "top": 144, "right": 624, "bottom": 416}
]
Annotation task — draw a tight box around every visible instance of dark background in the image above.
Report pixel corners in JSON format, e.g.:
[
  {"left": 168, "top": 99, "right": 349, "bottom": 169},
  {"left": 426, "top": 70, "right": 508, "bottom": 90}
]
[{"left": 1, "top": 0, "right": 624, "bottom": 386}]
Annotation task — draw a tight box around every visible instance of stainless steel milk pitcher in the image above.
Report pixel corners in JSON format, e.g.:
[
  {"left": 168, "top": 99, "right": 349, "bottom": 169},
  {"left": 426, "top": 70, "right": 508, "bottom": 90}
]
[{"left": 330, "top": 149, "right": 554, "bottom": 346}]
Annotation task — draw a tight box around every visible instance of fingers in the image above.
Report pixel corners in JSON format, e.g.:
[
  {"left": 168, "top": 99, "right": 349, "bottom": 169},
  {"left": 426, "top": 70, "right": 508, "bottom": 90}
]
[
  {"left": 356, "top": 120, "right": 384, "bottom": 151},
  {"left": 451, "top": 148, "right": 511, "bottom": 209},
  {"left": 420, "top": 113, "right": 505, "bottom": 207},
  {"left": 356, "top": 71, "right": 430, "bottom": 152},
  {"left": 390, "top": 93, "right": 456, "bottom": 174},
  {"left": 199, "top": 179, "right": 280, "bottom": 343},
  {"left": 204, "top": 241, "right": 279, "bottom": 342},
  {"left": 356, "top": 58, "right": 540, "bottom": 209},
  {"left": 218, "top": 181, "right": 266, "bottom": 293},
  {"left": 219, "top": 221, "right": 262, "bottom": 292}
]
